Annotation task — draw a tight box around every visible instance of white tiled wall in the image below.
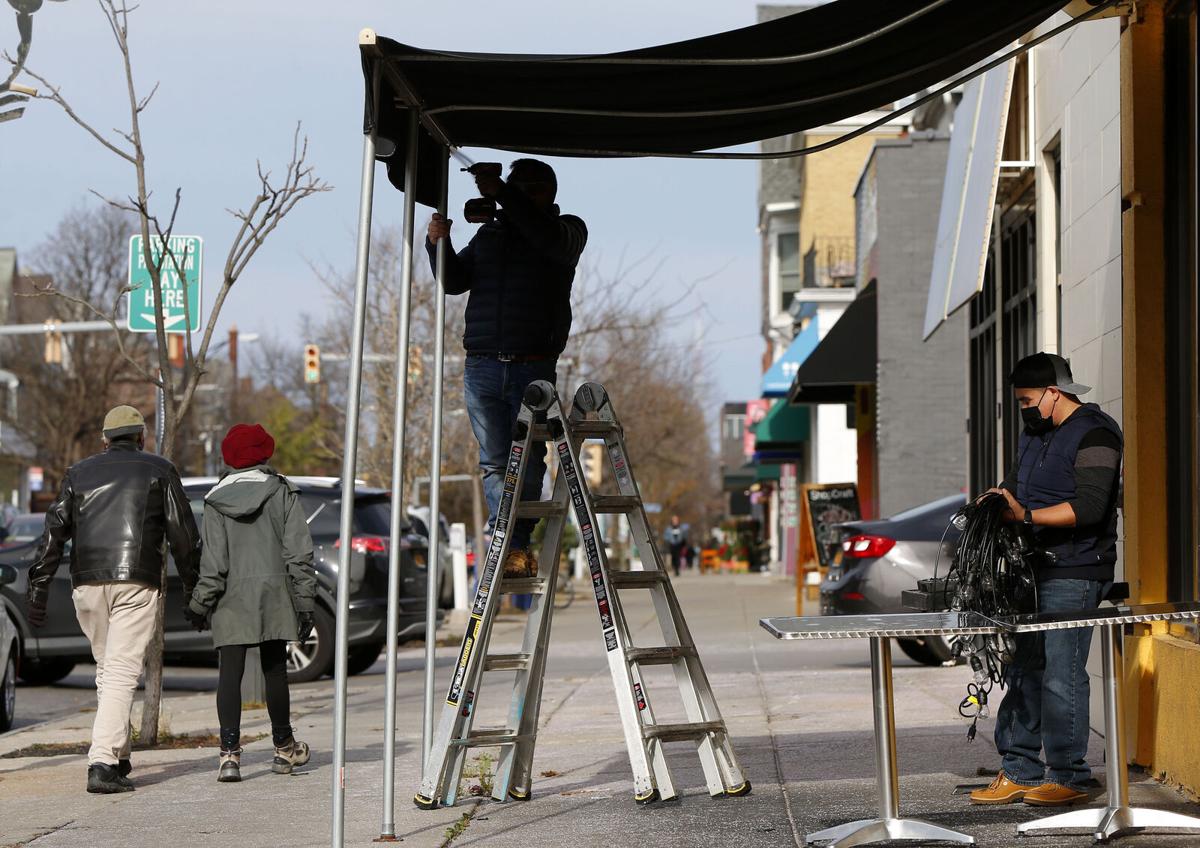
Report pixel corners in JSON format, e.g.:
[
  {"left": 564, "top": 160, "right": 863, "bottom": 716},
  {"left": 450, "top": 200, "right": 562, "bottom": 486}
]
[{"left": 1034, "top": 14, "right": 1123, "bottom": 423}]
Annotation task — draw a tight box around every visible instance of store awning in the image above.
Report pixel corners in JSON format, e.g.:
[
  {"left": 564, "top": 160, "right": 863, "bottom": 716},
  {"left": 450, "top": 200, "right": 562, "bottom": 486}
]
[
  {"left": 761, "top": 319, "right": 820, "bottom": 397},
  {"left": 788, "top": 282, "right": 877, "bottom": 405},
  {"left": 752, "top": 398, "right": 811, "bottom": 464},
  {"left": 361, "top": 0, "right": 1073, "bottom": 207},
  {"left": 922, "top": 59, "right": 1015, "bottom": 339}
]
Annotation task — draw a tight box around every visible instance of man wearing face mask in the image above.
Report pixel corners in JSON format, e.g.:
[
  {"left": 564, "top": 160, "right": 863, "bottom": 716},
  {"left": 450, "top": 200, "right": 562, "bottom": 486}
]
[{"left": 970, "top": 352, "right": 1123, "bottom": 808}]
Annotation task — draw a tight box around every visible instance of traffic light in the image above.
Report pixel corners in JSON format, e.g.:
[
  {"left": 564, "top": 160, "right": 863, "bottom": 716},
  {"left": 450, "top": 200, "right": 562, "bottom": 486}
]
[
  {"left": 304, "top": 344, "right": 321, "bottom": 384},
  {"left": 581, "top": 441, "right": 604, "bottom": 487}
]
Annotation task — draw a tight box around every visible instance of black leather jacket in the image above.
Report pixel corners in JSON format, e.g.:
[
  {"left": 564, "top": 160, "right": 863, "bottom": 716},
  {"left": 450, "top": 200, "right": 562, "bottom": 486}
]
[{"left": 27, "top": 440, "right": 202, "bottom": 606}]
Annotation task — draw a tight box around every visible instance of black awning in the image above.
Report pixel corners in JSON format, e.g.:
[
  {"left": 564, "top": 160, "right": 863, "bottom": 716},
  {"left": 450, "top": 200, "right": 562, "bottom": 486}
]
[
  {"left": 361, "top": 0, "right": 1073, "bottom": 207},
  {"left": 788, "top": 281, "right": 877, "bottom": 405}
]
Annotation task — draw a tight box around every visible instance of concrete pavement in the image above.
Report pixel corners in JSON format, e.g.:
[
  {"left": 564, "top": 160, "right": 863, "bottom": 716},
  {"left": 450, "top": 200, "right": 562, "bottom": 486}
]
[{"left": 2, "top": 572, "right": 1199, "bottom": 847}]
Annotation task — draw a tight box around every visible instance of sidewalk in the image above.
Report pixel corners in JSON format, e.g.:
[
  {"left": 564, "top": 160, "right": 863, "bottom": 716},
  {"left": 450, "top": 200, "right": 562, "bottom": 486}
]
[{"left": 2, "top": 573, "right": 1198, "bottom": 847}]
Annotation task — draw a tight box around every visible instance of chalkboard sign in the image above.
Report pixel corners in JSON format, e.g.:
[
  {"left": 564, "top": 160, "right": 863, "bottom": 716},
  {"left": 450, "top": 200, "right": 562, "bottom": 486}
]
[{"left": 803, "top": 483, "right": 861, "bottom": 570}]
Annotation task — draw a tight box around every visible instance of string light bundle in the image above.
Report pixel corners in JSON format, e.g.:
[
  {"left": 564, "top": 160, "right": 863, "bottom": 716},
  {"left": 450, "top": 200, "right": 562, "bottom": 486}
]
[{"left": 935, "top": 492, "right": 1040, "bottom": 739}]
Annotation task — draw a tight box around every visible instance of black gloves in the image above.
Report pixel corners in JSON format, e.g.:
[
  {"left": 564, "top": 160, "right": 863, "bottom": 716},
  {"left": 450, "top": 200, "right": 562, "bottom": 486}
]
[
  {"left": 296, "top": 612, "right": 314, "bottom": 644},
  {"left": 183, "top": 605, "right": 209, "bottom": 632},
  {"left": 27, "top": 597, "right": 47, "bottom": 628}
]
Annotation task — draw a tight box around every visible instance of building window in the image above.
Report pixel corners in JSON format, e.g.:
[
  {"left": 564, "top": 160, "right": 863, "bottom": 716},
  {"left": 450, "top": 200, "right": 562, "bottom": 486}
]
[
  {"left": 1051, "top": 143, "right": 1063, "bottom": 347},
  {"left": 777, "top": 231, "right": 801, "bottom": 310},
  {"left": 1000, "top": 189, "right": 1038, "bottom": 470},
  {"left": 969, "top": 255, "right": 998, "bottom": 493},
  {"left": 723, "top": 413, "right": 746, "bottom": 442},
  {"left": 1165, "top": 0, "right": 1198, "bottom": 605}
]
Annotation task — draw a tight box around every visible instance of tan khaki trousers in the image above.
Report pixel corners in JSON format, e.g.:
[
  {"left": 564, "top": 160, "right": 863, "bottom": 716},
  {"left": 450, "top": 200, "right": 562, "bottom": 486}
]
[{"left": 72, "top": 583, "right": 160, "bottom": 766}]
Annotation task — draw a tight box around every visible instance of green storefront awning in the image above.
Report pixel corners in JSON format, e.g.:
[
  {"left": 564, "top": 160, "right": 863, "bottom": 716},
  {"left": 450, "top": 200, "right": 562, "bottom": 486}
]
[
  {"left": 753, "top": 399, "right": 811, "bottom": 446},
  {"left": 754, "top": 463, "right": 781, "bottom": 481}
]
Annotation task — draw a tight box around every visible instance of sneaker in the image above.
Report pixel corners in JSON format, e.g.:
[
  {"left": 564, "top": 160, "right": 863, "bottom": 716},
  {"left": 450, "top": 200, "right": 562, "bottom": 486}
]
[
  {"left": 272, "top": 738, "right": 310, "bottom": 775},
  {"left": 502, "top": 549, "right": 537, "bottom": 579},
  {"left": 87, "top": 763, "right": 134, "bottom": 794},
  {"left": 969, "top": 771, "right": 1032, "bottom": 805},
  {"left": 1023, "top": 783, "right": 1089, "bottom": 807},
  {"left": 218, "top": 748, "right": 242, "bottom": 783}
]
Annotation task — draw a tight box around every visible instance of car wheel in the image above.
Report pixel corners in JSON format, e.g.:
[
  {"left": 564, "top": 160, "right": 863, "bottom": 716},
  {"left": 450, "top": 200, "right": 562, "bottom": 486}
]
[
  {"left": 286, "top": 606, "right": 334, "bottom": 684},
  {"left": 17, "top": 656, "right": 75, "bottom": 685},
  {"left": 346, "top": 641, "right": 385, "bottom": 676},
  {"left": 895, "top": 636, "right": 955, "bottom": 666},
  {"left": 1, "top": 651, "right": 15, "bottom": 732}
]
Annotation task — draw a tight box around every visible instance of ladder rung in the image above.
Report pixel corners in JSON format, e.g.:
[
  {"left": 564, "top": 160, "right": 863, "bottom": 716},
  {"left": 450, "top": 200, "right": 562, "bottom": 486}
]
[
  {"left": 608, "top": 570, "right": 667, "bottom": 590},
  {"left": 591, "top": 495, "right": 641, "bottom": 514},
  {"left": 484, "top": 653, "right": 532, "bottom": 672},
  {"left": 626, "top": 646, "right": 697, "bottom": 665},
  {"left": 450, "top": 729, "right": 529, "bottom": 747},
  {"left": 570, "top": 420, "right": 619, "bottom": 437},
  {"left": 516, "top": 500, "right": 567, "bottom": 519},
  {"left": 500, "top": 577, "right": 547, "bottom": 595},
  {"left": 641, "top": 721, "right": 726, "bottom": 743}
]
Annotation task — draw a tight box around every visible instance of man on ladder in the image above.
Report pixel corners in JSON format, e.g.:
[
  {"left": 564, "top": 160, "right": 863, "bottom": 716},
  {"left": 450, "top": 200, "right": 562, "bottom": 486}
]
[{"left": 427, "top": 159, "right": 588, "bottom": 580}]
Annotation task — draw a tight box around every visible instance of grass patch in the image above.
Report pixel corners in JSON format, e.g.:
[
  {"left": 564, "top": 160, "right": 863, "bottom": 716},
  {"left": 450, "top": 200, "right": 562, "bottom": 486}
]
[
  {"left": 462, "top": 752, "right": 494, "bottom": 798},
  {"left": 2, "top": 731, "right": 267, "bottom": 759},
  {"left": 441, "top": 810, "right": 474, "bottom": 846}
]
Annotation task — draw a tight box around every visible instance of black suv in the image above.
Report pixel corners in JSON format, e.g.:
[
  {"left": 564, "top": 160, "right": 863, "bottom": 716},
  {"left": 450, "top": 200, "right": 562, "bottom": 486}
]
[{"left": 0, "top": 477, "right": 437, "bottom": 684}]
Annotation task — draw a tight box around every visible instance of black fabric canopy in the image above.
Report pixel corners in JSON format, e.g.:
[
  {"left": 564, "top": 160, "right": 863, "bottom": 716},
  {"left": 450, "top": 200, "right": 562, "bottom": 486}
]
[
  {"left": 788, "top": 282, "right": 876, "bottom": 405},
  {"left": 360, "top": 0, "right": 1074, "bottom": 207}
]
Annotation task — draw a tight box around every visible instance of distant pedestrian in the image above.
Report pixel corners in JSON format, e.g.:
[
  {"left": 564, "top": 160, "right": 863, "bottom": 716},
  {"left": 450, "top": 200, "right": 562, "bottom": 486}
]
[
  {"left": 185, "top": 424, "right": 317, "bottom": 783},
  {"left": 26, "top": 406, "right": 201, "bottom": 794},
  {"left": 663, "top": 515, "right": 689, "bottom": 577}
]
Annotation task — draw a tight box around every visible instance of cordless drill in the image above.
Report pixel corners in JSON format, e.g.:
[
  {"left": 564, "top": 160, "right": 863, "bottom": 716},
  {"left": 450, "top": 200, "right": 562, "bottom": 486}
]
[{"left": 463, "top": 162, "right": 502, "bottom": 223}]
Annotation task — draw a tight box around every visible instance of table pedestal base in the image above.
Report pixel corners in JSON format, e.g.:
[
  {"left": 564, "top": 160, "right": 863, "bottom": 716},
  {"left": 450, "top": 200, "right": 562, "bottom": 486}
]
[
  {"left": 1017, "top": 805, "right": 1200, "bottom": 843},
  {"left": 808, "top": 817, "right": 974, "bottom": 847}
]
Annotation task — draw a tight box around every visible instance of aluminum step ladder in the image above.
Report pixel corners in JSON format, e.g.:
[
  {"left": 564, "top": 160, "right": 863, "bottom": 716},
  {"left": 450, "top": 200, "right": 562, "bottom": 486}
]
[{"left": 414, "top": 380, "right": 750, "bottom": 809}]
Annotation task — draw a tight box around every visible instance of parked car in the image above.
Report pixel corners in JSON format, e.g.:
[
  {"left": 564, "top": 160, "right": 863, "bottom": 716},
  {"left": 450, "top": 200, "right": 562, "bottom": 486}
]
[
  {"left": 0, "top": 476, "right": 440, "bottom": 686},
  {"left": 1, "top": 563, "right": 19, "bottom": 731},
  {"left": 820, "top": 494, "right": 966, "bottom": 666},
  {"left": 407, "top": 505, "right": 456, "bottom": 609}
]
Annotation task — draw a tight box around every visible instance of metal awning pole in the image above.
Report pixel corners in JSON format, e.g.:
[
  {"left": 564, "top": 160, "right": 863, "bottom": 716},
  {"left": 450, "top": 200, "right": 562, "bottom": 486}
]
[
  {"left": 331, "top": 69, "right": 380, "bottom": 848},
  {"left": 422, "top": 147, "right": 450, "bottom": 768},
  {"left": 378, "top": 109, "right": 421, "bottom": 842}
]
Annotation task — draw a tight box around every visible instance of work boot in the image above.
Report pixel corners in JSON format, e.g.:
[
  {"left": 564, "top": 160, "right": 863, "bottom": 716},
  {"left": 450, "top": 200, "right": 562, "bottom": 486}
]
[
  {"left": 117, "top": 758, "right": 132, "bottom": 778},
  {"left": 502, "top": 548, "right": 537, "bottom": 579},
  {"left": 1023, "top": 783, "right": 1089, "bottom": 807},
  {"left": 87, "top": 763, "right": 134, "bottom": 794},
  {"left": 968, "top": 771, "right": 1032, "bottom": 805},
  {"left": 218, "top": 748, "right": 242, "bottom": 783},
  {"left": 272, "top": 737, "right": 310, "bottom": 774}
]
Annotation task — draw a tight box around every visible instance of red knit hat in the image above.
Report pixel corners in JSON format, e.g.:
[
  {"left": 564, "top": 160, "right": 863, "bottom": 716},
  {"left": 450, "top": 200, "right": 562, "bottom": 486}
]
[{"left": 221, "top": 423, "right": 275, "bottom": 469}]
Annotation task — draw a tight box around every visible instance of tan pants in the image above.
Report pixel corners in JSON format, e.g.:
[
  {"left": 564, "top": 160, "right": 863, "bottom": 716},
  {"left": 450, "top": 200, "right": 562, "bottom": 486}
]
[{"left": 72, "top": 583, "right": 160, "bottom": 766}]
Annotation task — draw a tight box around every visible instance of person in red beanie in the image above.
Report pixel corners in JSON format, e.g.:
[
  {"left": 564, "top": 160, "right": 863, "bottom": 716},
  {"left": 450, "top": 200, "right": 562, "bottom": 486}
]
[{"left": 186, "top": 423, "right": 317, "bottom": 782}]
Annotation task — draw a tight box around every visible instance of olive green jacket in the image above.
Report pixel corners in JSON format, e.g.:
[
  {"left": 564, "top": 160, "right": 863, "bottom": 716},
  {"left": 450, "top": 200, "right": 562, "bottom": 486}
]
[{"left": 188, "top": 466, "right": 316, "bottom": 647}]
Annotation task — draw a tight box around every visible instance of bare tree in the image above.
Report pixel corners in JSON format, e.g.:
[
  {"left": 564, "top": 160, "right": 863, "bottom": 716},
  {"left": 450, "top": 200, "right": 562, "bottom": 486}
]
[
  {"left": 4, "top": 0, "right": 330, "bottom": 740},
  {"left": 2, "top": 205, "right": 155, "bottom": 484}
]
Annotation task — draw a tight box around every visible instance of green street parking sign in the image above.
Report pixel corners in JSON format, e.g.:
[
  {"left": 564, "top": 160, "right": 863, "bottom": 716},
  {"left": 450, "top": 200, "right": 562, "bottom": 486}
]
[{"left": 127, "top": 234, "right": 202, "bottom": 333}]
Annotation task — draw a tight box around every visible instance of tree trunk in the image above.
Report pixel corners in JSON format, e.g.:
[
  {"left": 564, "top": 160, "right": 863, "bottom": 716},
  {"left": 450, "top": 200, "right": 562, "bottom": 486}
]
[{"left": 137, "top": 590, "right": 166, "bottom": 744}]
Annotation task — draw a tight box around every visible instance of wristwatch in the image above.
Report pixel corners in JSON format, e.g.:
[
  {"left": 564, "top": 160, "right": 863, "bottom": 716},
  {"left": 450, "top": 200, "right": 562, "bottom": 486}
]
[{"left": 1023, "top": 508, "right": 1034, "bottom": 528}]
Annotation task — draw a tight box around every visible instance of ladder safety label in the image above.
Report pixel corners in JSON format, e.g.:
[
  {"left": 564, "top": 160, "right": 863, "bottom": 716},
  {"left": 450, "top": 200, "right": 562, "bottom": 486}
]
[
  {"left": 447, "top": 615, "right": 482, "bottom": 705},
  {"left": 470, "top": 443, "right": 525, "bottom": 618},
  {"left": 634, "top": 682, "right": 647, "bottom": 710},
  {"left": 558, "top": 440, "right": 621, "bottom": 652}
]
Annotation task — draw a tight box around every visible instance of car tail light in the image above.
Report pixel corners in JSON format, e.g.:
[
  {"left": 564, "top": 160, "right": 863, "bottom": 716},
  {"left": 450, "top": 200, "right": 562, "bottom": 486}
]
[
  {"left": 842, "top": 591, "right": 866, "bottom": 601},
  {"left": 466, "top": 551, "right": 476, "bottom": 567},
  {"left": 841, "top": 534, "right": 896, "bottom": 559},
  {"left": 334, "top": 535, "right": 389, "bottom": 555}
]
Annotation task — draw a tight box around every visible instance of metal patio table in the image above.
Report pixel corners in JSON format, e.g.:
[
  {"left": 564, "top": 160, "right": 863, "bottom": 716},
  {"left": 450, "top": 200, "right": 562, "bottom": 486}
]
[
  {"left": 760, "top": 603, "right": 1200, "bottom": 847},
  {"left": 760, "top": 612, "right": 1001, "bottom": 847},
  {"left": 1004, "top": 602, "right": 1200, "bottom": 843}
]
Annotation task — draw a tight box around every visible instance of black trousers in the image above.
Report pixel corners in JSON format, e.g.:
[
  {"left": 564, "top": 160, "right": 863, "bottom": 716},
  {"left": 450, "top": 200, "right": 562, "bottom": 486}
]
[{"left": 217, "top": 641, "right": 292, "bottom": 749}]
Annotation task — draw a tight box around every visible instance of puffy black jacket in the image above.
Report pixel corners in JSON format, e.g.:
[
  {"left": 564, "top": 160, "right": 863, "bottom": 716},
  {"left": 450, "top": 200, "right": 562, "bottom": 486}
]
[
  {"left": 428, "top": 183, "right": 587, "bottom": 356},
  {"left": 27, "top": 440, "right": 202, "bottom": 606}
]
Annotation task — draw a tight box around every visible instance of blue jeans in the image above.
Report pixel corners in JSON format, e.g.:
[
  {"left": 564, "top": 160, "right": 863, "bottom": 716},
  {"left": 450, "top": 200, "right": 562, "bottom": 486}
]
[
  {"left": 995, "top": 577, "right": 1105, "bottom": 788},
  {"left": 463, "top": 355, "right": 557, "bottom": 552}
]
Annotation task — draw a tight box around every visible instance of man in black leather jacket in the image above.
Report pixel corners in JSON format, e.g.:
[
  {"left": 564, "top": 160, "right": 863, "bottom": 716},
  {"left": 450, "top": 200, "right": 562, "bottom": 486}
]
[
  {"left": 427, "top": 159, "right": 587, "bottom": 581},
  {"left": 27, "top": 405, "right": 201, "bottom": 794}
]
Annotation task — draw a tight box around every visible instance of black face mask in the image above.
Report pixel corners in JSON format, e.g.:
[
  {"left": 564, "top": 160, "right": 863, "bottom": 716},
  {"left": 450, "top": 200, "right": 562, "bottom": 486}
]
[{"left": 1020, "top": 389, "right": 1056, "bottom": 435}]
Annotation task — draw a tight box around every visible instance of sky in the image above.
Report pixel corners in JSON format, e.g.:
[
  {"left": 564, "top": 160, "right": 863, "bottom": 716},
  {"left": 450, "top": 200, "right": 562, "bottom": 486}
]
[{"left": 1, "top": 0, "right": 771, "bottom": 407}]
